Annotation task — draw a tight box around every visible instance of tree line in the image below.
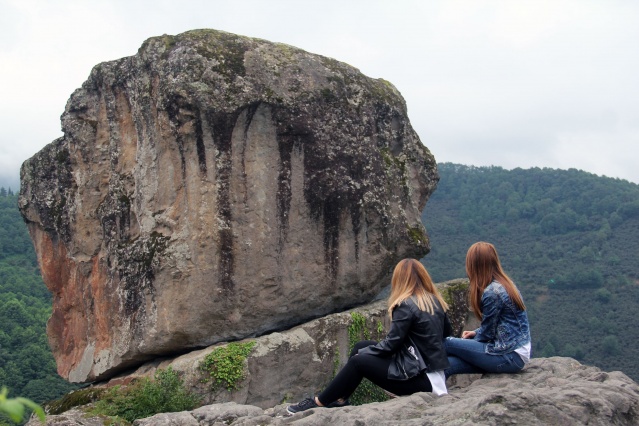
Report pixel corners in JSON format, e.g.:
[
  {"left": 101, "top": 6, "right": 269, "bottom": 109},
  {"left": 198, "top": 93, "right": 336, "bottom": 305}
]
[{"left": 422, "top": 163, "right": 639, "bottom": 381}]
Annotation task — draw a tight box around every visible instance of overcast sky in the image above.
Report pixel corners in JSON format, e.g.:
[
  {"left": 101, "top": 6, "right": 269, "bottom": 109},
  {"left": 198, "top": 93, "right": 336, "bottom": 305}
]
[{"left": 1, "top": 0, "right": 638, "bottom": 190}]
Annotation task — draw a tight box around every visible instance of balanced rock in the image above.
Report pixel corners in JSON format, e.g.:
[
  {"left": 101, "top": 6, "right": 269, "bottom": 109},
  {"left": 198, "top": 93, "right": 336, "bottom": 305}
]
[{"left": 19, "top": 29, "right": 438, "bottom": 382}]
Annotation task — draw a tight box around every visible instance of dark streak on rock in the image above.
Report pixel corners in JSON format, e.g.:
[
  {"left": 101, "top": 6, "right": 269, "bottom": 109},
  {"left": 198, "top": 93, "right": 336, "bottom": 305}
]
[
  {"left": 272, "top": 105, "right": 351, "bottom": 282},
  {"left": 351, "top": 204, "right": 361, "bottom": 263},
  {"left": 322, "top": 194, "right": 341, "bottom": 278},
  {"left": 165, "top": 98, "right": 187, "bottom": 179},
  {"left": 194, "top": 110, "right": 207, "bottom": 174},
  {"left": 207, "top": 108, "right": 242, "bottom": 291},
  {"left": 276, "top": 135, "right": 293, "bottom": 249},
  {"left": 272, "top": 107, "right": 313, "bottom": 256},
  {"left": 240, "top": 103, "right": 260, "bottom": 206}
]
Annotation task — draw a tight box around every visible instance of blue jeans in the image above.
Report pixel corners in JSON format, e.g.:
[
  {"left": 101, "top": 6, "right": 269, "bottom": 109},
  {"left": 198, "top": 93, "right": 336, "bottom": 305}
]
[{"left": 445, "top": 337, "right": 525, "bottom": 377}]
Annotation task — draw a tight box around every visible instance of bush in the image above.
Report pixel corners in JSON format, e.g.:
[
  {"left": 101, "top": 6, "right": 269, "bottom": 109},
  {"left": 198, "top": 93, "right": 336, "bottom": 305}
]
[
  {"left": 602, "top": 335, "right": 620, "bottom": 356},
  {"left": 595, "top": 288, "right": 612, "bottom": 303},
  {"left": 199, "top": 342, "right": 256, "bottom": 392},
  {"left": 90, "top": 367, "right": 200, "bottom": 423}
]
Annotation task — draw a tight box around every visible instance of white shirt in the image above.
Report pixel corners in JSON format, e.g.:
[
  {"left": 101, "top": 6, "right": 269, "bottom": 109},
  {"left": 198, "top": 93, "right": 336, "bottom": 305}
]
[
  {"left": 515, "top": 342, "right": 532, "bottom": 363},
  {"left": 426, "top": 370, "right": 448, "bottom": 395}
]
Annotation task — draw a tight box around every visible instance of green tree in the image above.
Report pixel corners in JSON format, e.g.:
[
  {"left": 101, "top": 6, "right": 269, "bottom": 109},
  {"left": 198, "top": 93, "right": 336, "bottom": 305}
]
[
  {"left": 540, "top": 342, "right": 556, "bottom": 358},
  {"left": 602, "top": 335, "right": 620, "bottom": 355},
  {"left": 595, "top": 288, "right": 612, "bottom": 303}
]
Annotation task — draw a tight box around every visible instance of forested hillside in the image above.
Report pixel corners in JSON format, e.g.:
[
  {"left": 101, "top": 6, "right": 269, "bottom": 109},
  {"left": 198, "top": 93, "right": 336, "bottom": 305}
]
[
  {"left": 0, "top": 191, "right": 77, "bottom": 404},
  {"left": 422, "top": 163, "right": 639, "bottom": 381}
]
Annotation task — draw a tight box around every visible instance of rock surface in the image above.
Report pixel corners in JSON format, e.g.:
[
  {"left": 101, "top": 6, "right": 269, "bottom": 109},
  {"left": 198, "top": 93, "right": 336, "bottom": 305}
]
[
  {"left": 107, "top": 279, "right": 472, "bottom": 409},
  {"left": 18, "top": 29, "right": 438, "bottom": 383},
  {"left": 29, "top": 358, "right": 639, "bottom": 425}
]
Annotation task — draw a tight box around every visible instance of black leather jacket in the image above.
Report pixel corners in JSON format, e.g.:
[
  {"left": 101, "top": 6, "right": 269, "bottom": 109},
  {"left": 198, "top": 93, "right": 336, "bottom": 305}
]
[{"left": 358, "top": 297, "right": 452, "bottom": 376}]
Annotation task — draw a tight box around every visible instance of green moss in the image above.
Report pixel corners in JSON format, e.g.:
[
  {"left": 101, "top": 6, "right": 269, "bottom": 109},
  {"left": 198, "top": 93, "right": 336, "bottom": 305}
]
[
  {"left": 439, "top": 279, "right": 470, "bottom": 307},
  {"left": 192, "top": 32, "right": 247, "bottom": 79},
  {"left": 320, "top": 87, "right": 336, "bottom": 102},
  {"left": 380, "top": 148, "right": 394, "bottom": 169},
  {"left": 279, "top": 392, "right": 294, "bottom": 405},
  {"left": 118, "top": 194, "right": 130, "bottom": 206},
  {"left": 44, "top": 387, "right": 106, "bottom": 415},
  {"left": 273, "top": 43, "right": 300, "bottom": 62},
  {"left": 407, "top": 225, "right": 427, "bottom": 246},
  {"left": 264, "top": 87, "right": 275, "bottom": 99},
  {"left": 348, "top": 312, "right": 370, "bottom": 349},
  {"left": 199, "top": 341, "right": 256, "bottom": 392},
  {"left": 160, "top": 35, "right": 177, "bottom": 59},
  {"left": 143, "top": 232, "right": 169, "bottom": 268},
  {"left": 379, "top": 148, "right": 407, "bottom": 178},
  {"left": 344, "top": 312, "right": 389, "bottom": 406},
  {"left": 326, "top": 75, "right": 343, "bottom": 85},
  {"left": 55, "top": 148, "right": 70, "bottom": 165},
  {"left": 378, "top": 78, "right": 395, "bottom": 89}
]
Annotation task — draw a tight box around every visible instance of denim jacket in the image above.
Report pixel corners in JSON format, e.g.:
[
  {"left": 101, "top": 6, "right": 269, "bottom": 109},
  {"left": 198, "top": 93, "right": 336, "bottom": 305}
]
[{"left": 474, "top": 281, "right": 531, "bottom": 355}]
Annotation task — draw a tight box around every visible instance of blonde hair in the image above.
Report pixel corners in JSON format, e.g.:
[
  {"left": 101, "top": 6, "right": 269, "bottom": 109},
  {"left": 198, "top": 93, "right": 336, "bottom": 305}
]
[
  {"left": 466, "top": 242, "right": 526, "bottom": 320},
  {"left": 388, "top": 259, "right": 449, "bottom": 317}
]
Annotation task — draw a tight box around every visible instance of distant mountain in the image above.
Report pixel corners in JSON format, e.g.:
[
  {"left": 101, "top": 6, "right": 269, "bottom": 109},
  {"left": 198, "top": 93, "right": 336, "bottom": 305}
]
[{"left": 422, "top": 163, "right": 639, "bottom": 381}]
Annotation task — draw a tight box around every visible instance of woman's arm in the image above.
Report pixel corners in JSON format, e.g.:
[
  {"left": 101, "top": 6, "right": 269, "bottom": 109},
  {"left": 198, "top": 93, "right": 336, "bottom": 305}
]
[
  {"left": 474, "top": 288, "right": 503, "bottom": 342},
  {"left": 357, "top": 302, "right": 413, "bottom": 357}
]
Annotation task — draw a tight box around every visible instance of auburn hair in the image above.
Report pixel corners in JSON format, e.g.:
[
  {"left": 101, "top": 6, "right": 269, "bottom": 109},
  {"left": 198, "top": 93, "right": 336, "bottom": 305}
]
[
  {"left": 466, "top": 242, "right": 526, "bottom": 320},
  {"left": 388, "top": 259, "right": 449, "bottom": 317}
]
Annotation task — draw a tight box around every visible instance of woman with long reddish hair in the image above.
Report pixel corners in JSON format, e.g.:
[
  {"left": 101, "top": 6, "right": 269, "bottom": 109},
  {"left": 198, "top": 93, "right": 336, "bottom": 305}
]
[
  {"left": 287, "top": 259, "right": 452, "bottom": 415},
  {"left": 445, "top": 242, "right": 531, "bottom": 377}
]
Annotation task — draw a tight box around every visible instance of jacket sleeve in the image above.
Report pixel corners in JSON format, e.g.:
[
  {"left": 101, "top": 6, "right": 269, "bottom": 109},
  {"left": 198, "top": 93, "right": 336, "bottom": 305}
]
[
  {"left": 474, "top": 288, "right": 503, "bottom": 342},
  {"left": 357, "top": 302, "right": 413, "bottom": 357}
]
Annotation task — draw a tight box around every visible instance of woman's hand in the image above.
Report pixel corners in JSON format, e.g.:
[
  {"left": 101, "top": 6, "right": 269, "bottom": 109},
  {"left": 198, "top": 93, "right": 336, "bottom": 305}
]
[{"left": 461, "top": 330, "right": 476, "bottom": 339}]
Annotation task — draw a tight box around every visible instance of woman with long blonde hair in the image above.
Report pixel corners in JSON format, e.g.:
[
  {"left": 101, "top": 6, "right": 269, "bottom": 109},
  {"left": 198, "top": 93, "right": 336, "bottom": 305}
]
[
  {"left": 445, "top": 242, "right": 531, "bottom": 377},
  {"left": 287, "top": 259, "right": 452, "bottom": 415}
]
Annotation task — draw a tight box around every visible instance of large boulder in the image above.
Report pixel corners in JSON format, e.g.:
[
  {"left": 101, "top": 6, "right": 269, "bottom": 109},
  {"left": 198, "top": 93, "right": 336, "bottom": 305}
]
[{"left": 18, "top": 29, "right": 438, "bottom": 383}]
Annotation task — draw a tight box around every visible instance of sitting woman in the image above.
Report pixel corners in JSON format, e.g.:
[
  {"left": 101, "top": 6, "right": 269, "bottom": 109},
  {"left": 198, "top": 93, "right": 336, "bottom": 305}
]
[
  {"left": 287, "top": 258, "right": 452, "bottom": 415},
  {"left": 445, "top": 242, "right": 531, "bottom": 377}
]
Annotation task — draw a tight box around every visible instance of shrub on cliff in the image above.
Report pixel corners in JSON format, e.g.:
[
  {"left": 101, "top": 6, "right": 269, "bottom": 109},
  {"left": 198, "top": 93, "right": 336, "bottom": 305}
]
[{"left": 90, "top": 367, "right": 200, "bottom": 423}]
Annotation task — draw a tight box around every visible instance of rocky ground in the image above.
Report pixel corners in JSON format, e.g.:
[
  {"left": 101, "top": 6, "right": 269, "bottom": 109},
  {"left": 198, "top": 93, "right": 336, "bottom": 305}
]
[{"left": 29, "top": 357, "right": 639, "bottom": 425}]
